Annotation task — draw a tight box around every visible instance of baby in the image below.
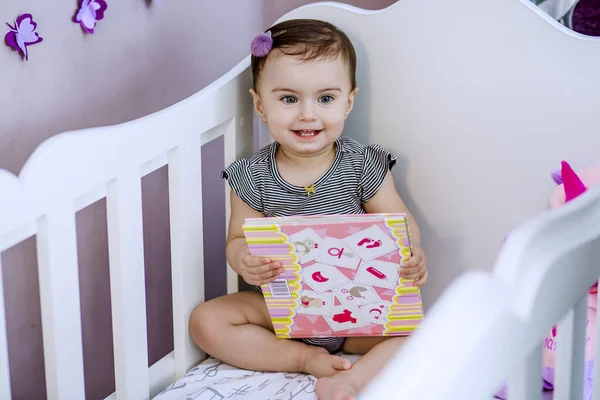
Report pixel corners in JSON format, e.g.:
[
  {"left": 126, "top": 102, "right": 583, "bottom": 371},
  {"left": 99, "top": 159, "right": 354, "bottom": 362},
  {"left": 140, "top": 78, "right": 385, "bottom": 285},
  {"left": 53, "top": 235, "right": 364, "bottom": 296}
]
[{"left": 189, "top": 19, "right": 428, "bottom": 400}]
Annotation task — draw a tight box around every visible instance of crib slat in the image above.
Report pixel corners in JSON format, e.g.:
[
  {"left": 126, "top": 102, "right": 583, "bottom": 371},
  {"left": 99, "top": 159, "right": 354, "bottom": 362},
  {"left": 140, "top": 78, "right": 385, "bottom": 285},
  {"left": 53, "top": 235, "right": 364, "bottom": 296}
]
[
  {"left": 223, "top": 119, "right": 240, "bottom": 295},
  {"left": 0, "top": 256, "right": 12, "bottom": 399},
  {"left": 168, "top": 136, "right": 205, "bottom": 378},
  {"left": 507, "top": 345, "right": 542, "bottom": 400},
  {"left": 554, "top": 295, "right": 587, "bottom": 399},
  {"left": 106, "top": 173, "right": 150, "bottom": 399},
  {"left": 36, "top": 208, "right": 85, "bottom": 399}
]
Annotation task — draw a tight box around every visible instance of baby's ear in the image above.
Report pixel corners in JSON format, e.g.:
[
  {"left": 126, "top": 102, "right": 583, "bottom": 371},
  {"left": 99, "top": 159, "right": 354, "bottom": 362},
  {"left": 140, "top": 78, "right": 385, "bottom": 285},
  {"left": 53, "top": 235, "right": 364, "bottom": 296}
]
[
  {"left": 249, "top": 89, "right": 267, "bottom": 122},
  {"left": 345, "top": 87, "right": 359, "bottom": 117}
]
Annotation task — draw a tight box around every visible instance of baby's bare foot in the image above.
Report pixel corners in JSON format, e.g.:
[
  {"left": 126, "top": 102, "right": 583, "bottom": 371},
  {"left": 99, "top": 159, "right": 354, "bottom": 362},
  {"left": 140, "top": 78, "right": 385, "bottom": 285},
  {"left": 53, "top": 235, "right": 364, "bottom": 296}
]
[
  {"left": 315, "top": 371, "right": 360, "bottom": 400},
  {"left": 300, "top": 346, "right": 351, "bottom": 378}
]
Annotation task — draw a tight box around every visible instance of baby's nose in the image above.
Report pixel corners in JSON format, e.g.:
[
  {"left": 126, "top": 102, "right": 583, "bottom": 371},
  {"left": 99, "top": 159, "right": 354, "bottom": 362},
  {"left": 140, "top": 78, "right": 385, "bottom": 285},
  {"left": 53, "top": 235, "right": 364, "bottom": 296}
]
[{"left": 299, "top": 104, "right": 317, "bottom": 120}]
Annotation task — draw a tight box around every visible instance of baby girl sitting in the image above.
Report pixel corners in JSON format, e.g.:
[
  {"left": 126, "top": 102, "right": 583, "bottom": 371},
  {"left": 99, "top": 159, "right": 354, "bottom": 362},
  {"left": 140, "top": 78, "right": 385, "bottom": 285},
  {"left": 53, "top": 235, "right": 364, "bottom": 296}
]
[{"left": 189, "top": 19, "right": 428, "bottom": 400}]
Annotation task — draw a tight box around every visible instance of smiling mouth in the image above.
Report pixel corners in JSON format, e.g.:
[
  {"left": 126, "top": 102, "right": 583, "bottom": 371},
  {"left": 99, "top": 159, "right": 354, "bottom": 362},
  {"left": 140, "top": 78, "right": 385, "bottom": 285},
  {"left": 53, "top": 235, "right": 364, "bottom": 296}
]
[{"left": 292, "top": 129, "right": 322, "bottom": 137}]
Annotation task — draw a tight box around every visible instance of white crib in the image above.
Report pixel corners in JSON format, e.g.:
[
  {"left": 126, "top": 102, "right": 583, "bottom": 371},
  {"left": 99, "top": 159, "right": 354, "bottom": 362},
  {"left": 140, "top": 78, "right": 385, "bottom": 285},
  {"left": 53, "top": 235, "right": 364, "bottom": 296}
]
[{"left": 1, "top": 0, "right": 600, "bottom": 399}]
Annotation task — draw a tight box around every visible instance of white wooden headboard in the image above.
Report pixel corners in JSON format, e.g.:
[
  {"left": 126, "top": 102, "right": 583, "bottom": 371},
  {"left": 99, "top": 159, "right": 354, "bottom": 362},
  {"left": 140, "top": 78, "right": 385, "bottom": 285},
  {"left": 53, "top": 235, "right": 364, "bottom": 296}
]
[{"left": 279, "top": 0, "right": 600, "bottom": 309}]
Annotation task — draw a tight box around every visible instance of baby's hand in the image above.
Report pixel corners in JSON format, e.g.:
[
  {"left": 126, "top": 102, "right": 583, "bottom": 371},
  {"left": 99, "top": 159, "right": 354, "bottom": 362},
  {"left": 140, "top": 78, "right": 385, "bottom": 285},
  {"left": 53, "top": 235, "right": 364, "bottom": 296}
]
[
  {"left": 238, "top": 249, "right": 283, "bottom": 286},
  {"left": 399, "top": 246, "right": 428, "bottom": 286}
]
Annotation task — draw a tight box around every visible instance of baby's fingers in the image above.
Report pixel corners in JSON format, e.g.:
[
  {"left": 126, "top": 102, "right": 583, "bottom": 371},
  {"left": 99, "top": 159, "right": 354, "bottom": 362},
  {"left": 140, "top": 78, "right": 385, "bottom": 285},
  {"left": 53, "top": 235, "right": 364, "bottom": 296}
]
[
  {"left": 398, "top": 264, "right": 423, "bottom": 279},
  {"left": 402, "top": 253, "right": 422, "bottom": 268},
  {"left": 249, "top": 261, "right": 281, "bottom": 275},
  {"left": 412, "top": 270, "right": 428, "bottom": 287},
  {"left": 257, "top": 267, "right": 284, "bottom": 284},
  {"left": 243, "top": 254, "right": 271, "bottom": 267}
]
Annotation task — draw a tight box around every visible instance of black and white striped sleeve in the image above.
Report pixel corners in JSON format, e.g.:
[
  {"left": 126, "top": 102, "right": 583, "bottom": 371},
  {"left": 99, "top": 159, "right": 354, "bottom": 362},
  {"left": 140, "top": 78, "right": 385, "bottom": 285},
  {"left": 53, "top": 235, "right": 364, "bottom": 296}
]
[
  {"left": 221, "top": 159, "right": 263, "bottom": 213},
  {"left": 359, "top": 144, "right": 398, "bottom": 202}
]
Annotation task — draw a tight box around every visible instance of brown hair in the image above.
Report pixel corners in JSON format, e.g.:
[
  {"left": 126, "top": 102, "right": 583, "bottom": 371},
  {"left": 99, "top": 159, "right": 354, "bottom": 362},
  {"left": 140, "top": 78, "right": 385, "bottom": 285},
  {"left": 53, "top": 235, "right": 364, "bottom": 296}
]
[{"left": 251, "top": 19, "right": 357, "bottom": 91}]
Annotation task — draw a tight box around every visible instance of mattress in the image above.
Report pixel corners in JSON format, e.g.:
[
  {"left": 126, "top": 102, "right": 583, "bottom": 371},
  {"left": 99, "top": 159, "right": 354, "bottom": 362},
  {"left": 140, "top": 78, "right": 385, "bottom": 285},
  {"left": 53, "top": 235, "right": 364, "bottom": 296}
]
[
  {"left": 153, "top": 353, "right": 361, "bottom": 400},
  {"left": 152, "top": 354, "right": 555, "bottom": 400}
]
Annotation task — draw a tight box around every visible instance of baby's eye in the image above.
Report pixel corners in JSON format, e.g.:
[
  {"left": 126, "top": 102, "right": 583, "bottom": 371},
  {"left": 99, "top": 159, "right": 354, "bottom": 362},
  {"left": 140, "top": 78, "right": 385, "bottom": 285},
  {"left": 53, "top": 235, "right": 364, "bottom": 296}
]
[
  {"left": 319, "top": 95, "right": 334, "bottom": 103},
  {"left": 281, "top": 96, "right": 297, "bottom": 104}
]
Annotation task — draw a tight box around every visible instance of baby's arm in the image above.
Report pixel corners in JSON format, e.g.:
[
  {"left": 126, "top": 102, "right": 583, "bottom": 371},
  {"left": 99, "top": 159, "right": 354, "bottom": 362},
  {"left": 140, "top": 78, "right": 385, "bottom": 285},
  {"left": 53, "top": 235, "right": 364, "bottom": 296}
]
[
  {"left": 363, "top": 171, "right": 427, "bottom": 286},
  {"left": 226, "top": 190, "right": 283, "bottom": 285}
]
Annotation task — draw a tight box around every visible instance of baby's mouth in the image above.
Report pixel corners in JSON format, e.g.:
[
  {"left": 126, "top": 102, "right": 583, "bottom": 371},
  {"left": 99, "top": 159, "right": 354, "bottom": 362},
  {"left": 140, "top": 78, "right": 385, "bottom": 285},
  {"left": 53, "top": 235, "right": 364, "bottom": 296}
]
[{"left": 292, "top": 129, "right": 322, "bottom": 137}]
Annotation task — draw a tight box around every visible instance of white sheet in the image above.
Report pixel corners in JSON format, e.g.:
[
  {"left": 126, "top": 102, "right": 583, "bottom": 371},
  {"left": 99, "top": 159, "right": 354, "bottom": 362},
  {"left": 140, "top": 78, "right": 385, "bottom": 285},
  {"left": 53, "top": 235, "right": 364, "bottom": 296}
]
[
  {"left": 151, "top": 354, "right": 555, "bottom": 399},
  {"left": 153, "top": 354, "right": 361, "bottom": 400}
]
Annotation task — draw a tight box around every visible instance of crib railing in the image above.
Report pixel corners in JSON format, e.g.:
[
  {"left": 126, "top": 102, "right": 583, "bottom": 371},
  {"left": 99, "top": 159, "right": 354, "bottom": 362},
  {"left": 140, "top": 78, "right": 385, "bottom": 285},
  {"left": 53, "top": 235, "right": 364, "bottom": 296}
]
[
  {"left": 361, "top": 184, "right": 600, "bottom": 399},
  {"left": 0, "top": 58, "right": 253, "bottom": 399}
]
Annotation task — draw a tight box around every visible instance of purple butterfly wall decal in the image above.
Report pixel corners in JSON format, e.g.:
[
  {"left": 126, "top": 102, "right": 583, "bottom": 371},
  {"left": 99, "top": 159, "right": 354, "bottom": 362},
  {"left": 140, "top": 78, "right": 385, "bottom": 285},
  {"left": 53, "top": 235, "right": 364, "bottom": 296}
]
[
  {"left": 5, "top": 14, "right": 43, "bottom": 61},
  {"left": 73, "top": 0, "right": 108, "bottom": 34}
]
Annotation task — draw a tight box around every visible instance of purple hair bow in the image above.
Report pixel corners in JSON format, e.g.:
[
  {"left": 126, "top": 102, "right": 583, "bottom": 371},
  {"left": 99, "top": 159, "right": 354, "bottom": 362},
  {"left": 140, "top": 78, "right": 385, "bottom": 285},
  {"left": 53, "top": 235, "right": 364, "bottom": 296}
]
[{"left": 251, "top": 31, "right": 272, "bottom": 57}]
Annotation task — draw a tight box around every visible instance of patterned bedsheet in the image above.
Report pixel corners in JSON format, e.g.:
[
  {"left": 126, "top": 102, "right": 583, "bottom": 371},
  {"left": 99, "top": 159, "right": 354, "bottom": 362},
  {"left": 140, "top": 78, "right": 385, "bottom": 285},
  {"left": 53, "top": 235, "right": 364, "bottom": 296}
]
[
  {"left": 153, "top": 354, "right": 361, "bottom": 400},
  {"left": 152, "top": 353, "right": 554, "bottom": 400}
]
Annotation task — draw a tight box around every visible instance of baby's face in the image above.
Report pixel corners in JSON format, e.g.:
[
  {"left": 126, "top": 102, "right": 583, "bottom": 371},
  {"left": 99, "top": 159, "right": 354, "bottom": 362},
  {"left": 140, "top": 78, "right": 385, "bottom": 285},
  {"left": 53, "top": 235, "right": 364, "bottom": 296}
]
[{"left": 251, "top": 50, "right": 356, "bottom": 157}]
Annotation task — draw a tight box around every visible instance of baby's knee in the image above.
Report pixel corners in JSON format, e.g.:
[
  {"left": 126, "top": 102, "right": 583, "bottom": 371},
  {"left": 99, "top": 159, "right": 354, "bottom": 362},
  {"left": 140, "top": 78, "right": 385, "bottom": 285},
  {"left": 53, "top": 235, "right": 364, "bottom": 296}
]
[{"left": 189, "top": 301, "right": 222, "bottom": 346}]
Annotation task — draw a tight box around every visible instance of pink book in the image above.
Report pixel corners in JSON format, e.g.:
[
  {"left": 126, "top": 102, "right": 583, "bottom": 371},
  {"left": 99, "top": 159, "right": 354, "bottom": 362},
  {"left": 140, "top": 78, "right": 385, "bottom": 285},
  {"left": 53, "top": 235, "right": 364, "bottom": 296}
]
[{"left": 243, "top": 213, "right": 424, "bottom": 339}]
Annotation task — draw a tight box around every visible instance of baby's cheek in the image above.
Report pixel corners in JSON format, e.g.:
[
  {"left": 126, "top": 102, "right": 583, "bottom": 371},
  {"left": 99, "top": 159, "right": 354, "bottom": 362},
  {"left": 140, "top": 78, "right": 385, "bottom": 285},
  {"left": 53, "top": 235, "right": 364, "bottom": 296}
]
[{"left": 327, "top": 114, "right": 348, "bottom": 129}]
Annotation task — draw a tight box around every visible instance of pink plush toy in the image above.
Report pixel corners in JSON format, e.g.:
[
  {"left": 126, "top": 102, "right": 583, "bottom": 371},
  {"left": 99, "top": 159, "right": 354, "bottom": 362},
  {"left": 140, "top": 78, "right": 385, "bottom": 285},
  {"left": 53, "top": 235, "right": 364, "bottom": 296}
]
[
  {"left": 496, "top": 160, "right": 600, "bottom": 399},
  {"left": 542, "top": 160, "right": 600, "bottom": 397}
]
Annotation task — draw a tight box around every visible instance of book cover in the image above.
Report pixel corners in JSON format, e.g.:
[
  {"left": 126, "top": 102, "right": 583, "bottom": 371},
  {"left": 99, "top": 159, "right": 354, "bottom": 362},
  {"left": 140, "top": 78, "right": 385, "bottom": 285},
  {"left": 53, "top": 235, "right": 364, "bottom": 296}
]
[{"left": 242, "top": 213, "right": 424, "bottom": 339}]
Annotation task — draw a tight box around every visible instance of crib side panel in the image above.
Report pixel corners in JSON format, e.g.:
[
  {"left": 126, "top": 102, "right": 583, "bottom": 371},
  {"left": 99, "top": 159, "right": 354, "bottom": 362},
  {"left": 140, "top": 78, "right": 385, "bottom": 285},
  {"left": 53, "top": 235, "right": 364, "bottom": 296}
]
[
  {"left": 359, "top": 270, "right": 523, "bottom": 399},
  {"left": 0, "top": 63, "right": 254, "bottom": 399},
  {"left": 360, "top": 185, "right": 600, "bottom": 399}
]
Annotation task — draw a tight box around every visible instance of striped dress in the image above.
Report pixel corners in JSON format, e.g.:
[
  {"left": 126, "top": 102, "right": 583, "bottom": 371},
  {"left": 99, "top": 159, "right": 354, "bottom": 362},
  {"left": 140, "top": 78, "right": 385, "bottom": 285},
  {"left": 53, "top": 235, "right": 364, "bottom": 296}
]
[{"left": 221, "top": 136, "right": 397, "bottom": 353}]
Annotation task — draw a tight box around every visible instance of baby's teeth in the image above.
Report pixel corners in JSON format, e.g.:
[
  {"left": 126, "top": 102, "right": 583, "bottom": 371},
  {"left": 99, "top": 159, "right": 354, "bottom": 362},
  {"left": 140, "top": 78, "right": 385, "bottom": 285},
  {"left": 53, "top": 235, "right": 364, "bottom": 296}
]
[{"left": 298, "top": 130, "right": 315, "bottom": 136}]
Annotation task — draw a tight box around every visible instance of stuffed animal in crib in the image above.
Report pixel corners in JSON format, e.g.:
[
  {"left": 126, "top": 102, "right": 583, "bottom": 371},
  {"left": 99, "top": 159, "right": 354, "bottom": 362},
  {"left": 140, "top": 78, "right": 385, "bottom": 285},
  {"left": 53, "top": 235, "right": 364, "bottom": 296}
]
[
  {"left": 541, "top": 160, "right": 600, "bottom": 398},
  {"left": 496, "top": 160, "right": 600, "bottom": 399}
]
